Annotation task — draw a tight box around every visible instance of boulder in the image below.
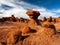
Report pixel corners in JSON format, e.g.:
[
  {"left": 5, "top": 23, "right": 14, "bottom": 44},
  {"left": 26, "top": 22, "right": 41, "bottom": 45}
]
[{"left": 22, "top": 26, "right": 31, "bottom": 36}]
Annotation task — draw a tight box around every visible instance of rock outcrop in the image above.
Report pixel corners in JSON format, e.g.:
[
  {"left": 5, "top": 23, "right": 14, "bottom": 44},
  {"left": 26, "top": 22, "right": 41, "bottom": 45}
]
[
  {"left": 56, "top": 17, "right": 60, "bottom": 22},
  {"left": 23, "top": 22, "right": 58, "bottom": 45},
  {"left": 26, "top": 10, "right": 40, "bottom": 25},
  {"left": 7, "top": 30, "right": 22, "bottom": 45},
  {"left": 43, "top": 17, "right": 47, "bottom": 22},
  {"left": 21, "top": 26, "right": 31, "bottom": 36},
  {"left": 42, "top": 22, "right": 56, "bottom": 34},
  {"left": 47, "top": 16, "right": 52, "bottom": 22}
]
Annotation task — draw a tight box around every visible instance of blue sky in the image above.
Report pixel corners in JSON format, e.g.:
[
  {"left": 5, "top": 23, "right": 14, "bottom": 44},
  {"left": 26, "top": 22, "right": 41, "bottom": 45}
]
[
  {"left": 0, "top": 0, "right": 60, "bottom": 19},
  {"left": 23, "top": 0, "right": 60, "bottom": 9}
]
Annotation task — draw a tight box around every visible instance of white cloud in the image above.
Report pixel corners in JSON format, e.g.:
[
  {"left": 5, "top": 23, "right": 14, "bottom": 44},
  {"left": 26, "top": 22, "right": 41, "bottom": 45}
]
[
  {"left": 51, "top": 9, "right": 60, "bottom": 13},
  {"left": 0, "top": 0, "right": 60, "bottom": 19}
]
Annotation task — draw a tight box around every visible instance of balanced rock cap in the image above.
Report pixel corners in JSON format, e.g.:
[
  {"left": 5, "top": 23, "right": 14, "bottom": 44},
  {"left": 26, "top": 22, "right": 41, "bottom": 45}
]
[{"left": 26, "top": 10, "right": 40, "bottom": 16}]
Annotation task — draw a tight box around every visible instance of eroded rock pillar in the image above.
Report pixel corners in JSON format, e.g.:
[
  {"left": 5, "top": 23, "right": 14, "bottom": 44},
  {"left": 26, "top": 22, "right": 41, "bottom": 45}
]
[{"left": 26, "top": 10, "right": 40, "bottom": 25}]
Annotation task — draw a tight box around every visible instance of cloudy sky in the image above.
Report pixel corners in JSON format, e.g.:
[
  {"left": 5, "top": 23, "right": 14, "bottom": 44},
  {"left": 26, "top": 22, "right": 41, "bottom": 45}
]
[{"left": 0, "top": 0, "right": 60, "bottom": 19}]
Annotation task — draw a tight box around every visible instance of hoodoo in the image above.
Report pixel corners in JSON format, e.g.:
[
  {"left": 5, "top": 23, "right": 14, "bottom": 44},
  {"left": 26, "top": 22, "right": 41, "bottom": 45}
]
[{"left": 26, "top": 10, "right": 40, "bottom": 25}]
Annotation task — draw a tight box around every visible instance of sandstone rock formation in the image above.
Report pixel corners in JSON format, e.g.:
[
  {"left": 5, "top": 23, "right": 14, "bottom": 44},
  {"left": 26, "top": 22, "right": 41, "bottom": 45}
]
[
  {"left": 0, "top": 18, "right": 4, "bottom": 22},
  {"left": 23, "top": 22, "right": 58, "bottom": 45},
  {"left": 11, "top": 15, "right": 16, "bottom": 22},
  {"left": 42, "top": 22, "right": 56, "bottom": 34},
  {"left": 20, "top": 18, "right": 24, "bottom": 22},
  {"left": 1, "top": 15, "right": 29, "bottom": 23},
  {"left": 43, "top": 17, "right": 47, "bottom": 22},
  {"left": 7, "top": 30, "right": 22, "bottom": 45},
  {"left": 47, "top": 16, "right": 52, "bottom": 22},
  {"left": 15, "top": 17, "right": 20, "bottom": 22},
  {"left": 0, "top": 10, "right": 60, "bottom": 45},
  {"left": 56, "top": 17, "right": 60, "bottom": 22},
  {"left": 51, "top": 18, "right": 56, "bottom": 23},
  {"left": 26, "top": 10, "right": 40, "bottom": 25},
  {"left": 21, "top": 26, "right": 31, "bottom": 36},
  {"left": 2, "top": 15, "right": 16, "bottom": 22}
]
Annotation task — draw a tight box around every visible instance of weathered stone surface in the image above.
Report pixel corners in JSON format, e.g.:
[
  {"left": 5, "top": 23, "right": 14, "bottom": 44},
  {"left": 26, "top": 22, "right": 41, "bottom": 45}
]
[
  {"left": 23, "top": 22, "right": 58, "bottom": 45},
  {"left": 22, "top": 26, "right": 31, "bottom": 36},
  {"left": 15, "top": 17, "right": 20, "bottom": 22},
  {"left": 26, "top": 10, "right": 40, "bottom": 19},
  {"left": 43, "top": 17, "right": 47, "bottom": 21},
  {"left": 42, "top": 22, "right": 56, "bottom": 34},
  {"left": 26, "top": 10, "right": 40, "bottom": 25},
  {"left": 0, "top": 18, "right": 4, "bottom": 22},
  {"left": 47, "top": 16, "right": 52, "bottom": 22},
  {"left": 56, "top": 17, "right": 60, "bottom": 22},
  {"left": 7, "top": 30, "right": 22, "bottom": 45}
]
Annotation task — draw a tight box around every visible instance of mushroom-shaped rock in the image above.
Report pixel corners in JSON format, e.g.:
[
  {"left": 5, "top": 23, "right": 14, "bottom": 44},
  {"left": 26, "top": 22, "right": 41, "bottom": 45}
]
[
  {"left": 26, "top": 10, "right": 40, "bottom": 25},
  {"left": 26, "top": 10, "right": 40, "bottom": 19}
]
